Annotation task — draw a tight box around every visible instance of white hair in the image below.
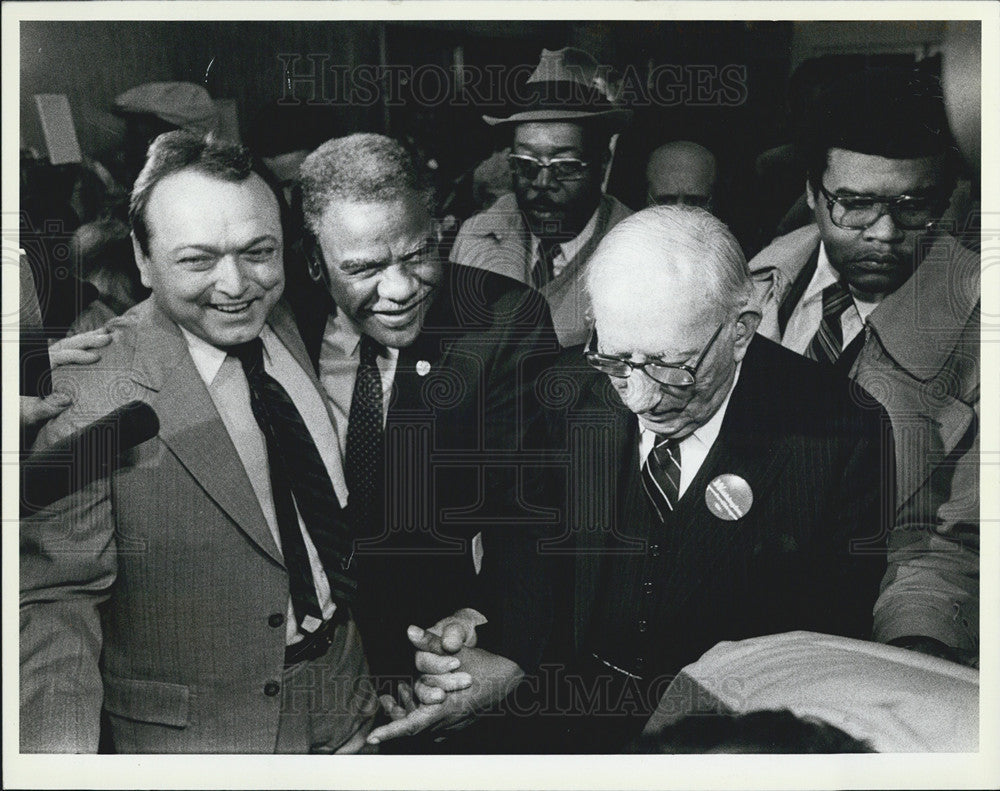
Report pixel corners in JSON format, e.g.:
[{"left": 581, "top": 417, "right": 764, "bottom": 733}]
[{"left": 586, "top": 205, "right": 753, "bottom": 322}]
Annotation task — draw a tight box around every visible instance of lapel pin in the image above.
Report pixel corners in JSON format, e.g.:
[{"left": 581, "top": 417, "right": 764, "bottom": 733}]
[
  {"left": 416, "top": 360, "right": 431, "bottom": 377},
  {"left": 705, "top": 474, "right": 753, "bottom": 521}
]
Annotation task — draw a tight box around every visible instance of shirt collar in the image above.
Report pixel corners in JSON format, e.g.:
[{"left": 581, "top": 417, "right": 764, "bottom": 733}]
[
  {"left": 639, "top": 361, "right": 742, "bottom": 462},
  {"left": 531, "top": 202, "right": 601, "bottom": 263},
  {"left": 330, "top": 306, "right": 364, "bottom": 358},
  {"left": 807, "top": 242, "right": 880, "bottom": 322},
  {"left": 180, "top": 325, "right": 274, "bottom": 387},
  {"left": 326, "top": 305, "right": 401, "bottom": 362},
  {"left": 801, "top": 242, "right": 841, "bottom": 303}
]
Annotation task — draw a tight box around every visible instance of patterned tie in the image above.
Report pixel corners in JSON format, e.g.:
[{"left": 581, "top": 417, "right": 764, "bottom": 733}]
[
  {"left": 641, "top": 435, "right": 682, "bottom": 522},
  {"left": 345, "top": 334, "right": 385, "bottom": 541},
  {"left": 228, "top": 338, "right": 357, "bottom": 627},
  {"left": 531, "top": 240, "right": 562, "bottom": 290},
  {"left": 805, "top": 281, "right": 855, "bottom": 364}
]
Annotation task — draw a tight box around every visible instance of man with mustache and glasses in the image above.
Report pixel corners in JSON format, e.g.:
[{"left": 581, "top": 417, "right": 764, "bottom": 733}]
[
  {"left": 750, "top": 67, "right": 980, "bottom": 667},
  {"left": 292, "top": 134, "right": 560, "bottom": 737},
  {"left": 450, "top": 47, "right": 633, "bottom": 347}
]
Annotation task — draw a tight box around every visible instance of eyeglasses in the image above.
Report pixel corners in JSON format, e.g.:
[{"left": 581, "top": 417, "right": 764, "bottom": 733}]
[
  {"left": 584, "top": 323, "right": 725, "bottom": 387},
  {"left": 818, "top": 183, "right": 945, "bottom": 231},
  {"left": 508, "top": 153, "right": 591, "bottom": 182}
]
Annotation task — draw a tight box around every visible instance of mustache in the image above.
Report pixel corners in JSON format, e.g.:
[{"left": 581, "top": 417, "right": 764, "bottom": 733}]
[
  {"left": 524, "top": 198, "right": 564, "bottom": 211},
  {"left": 849, "top": 253, "right": 903, "bottom": 264}
]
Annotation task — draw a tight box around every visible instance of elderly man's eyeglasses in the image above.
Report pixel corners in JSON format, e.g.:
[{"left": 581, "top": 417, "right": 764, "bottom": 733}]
[
  {"left": 584, "top": 323, "right": 725, "bottom": 387},
  {"left": 509, "top": 153, "right": 591, "bottom": 182},
  {"left": 818, "top": 183, "right": 944, "bottom": 231}
]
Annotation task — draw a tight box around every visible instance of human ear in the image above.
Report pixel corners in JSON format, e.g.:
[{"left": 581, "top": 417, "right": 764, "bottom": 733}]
[
  {"left": 734, "top": 310, "right": 761, "bottom": 349},
  {"left": 131, "top": 234, "right": 153, "bottom": 290},
  {"left": 805, "top": 177, "right": 819, "bottom": 211}
]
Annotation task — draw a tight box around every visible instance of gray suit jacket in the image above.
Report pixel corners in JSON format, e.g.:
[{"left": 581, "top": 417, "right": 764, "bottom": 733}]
[{"left": 20, "top": 299, "right": 371, "bottom": 752}]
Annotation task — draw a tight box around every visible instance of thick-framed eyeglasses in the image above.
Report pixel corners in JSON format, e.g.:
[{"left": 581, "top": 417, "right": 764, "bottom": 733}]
[
  {"left": 508, "top": 153, "right": 591, "bottom": 182},
  {"left": 585, "top": 322, "right": 725, "bottom": 387},
  {"left": 818, "top": 183, "right": 944, "bottom": 231}
]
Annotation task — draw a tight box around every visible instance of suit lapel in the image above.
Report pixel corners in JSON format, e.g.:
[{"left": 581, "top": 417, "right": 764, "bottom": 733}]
[
  {"left": 570, "top": 371, "right": 635, "bottom": 652},
  {"left": 639, "top": 341, "right": 794, "bottom": 618},
  {"left": 391, "top": 276, "right": 456, "bottom": 415},
  {"left": 130, "top": 304, "right": 283, "bottom": 566},
  {"left": 776, "top": 242, "right": 820, "bottom": 337}
]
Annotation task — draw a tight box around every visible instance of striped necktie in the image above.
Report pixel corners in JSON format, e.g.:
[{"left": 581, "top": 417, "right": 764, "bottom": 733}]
[
  {"left": 641, "top": 435, "right": 682, "bottom": 522},
  {"left": 806, "top": 281, "right": 855, "bottom": 364},
  {"left": 228, "top": 338, "right": 356, "bottom": 625},
  {"left": 531, "top": 240, "right": 562, "bottom": 289}
]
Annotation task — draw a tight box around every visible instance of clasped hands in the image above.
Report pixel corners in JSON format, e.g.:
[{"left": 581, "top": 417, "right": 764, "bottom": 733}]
[{"left": 366, "top": 608, "right": 523, "bottom": 745}]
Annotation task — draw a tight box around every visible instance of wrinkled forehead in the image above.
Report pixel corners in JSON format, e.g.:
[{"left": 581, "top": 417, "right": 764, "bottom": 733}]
[
  {"left": 594, "top": 296, "right": 718, "bottom": 357},
  {"left": 513, "top": 121, "right": 586, "bottom": 153}
]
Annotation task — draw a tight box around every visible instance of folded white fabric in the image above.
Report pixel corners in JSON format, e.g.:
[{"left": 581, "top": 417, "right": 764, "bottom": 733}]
[{"left": 643, "top": 631, "right": 978, "bottom": 752}]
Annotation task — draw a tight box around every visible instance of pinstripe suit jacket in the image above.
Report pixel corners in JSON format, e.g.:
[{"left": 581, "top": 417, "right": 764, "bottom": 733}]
[
  {"left": 20, "top": 299, "right": 371, "bottom": 753},
  {"left": 510, "top": 335, "right": 892, "bottom": 679}
]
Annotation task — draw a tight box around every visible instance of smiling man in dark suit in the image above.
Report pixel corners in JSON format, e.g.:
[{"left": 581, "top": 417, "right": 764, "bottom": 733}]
[{"left": 293, "top": 134, "right": 560, "bottom": 707}]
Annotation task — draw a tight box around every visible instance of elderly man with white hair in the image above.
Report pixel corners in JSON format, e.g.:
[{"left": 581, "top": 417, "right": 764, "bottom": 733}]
[{"left": 374, "top": 206, "right": 895, "bottom": 753}]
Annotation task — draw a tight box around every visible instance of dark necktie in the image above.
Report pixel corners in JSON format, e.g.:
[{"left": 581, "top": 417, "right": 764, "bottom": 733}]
[
  {"left": 806, "top": 281, "right": 855, "bottom": 364},
  {"left": 228, "top": 338, "right": 357, "bottom": 626},
  {"left": 345, "top": 334, "right": 385, "bottom": 541},
  {"left": 531, "top": 240, "right": 562, "bottom": 290},
  {"left": 641, "top": 435, "right": 682, "bottom": 522}
]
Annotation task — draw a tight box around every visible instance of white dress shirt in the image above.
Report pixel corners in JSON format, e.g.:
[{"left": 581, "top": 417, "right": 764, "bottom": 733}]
[
  {"left": 637, "top": 364, "right": 742, "bottom": 499},
  {"left": 529, "top": 203, "right": 600, "bottom": 280},
  {"left": 317, "top": 310, "right": 400, "bottom": 458},
  {"left": 182, "top": 325, "right": 343, "bottom": 645},
  {"left": 781, "top": 242, "right": 879, "bottom": 355}
]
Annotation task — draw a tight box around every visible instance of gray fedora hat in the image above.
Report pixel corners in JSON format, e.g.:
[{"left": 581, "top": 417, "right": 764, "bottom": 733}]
[{"left": 482, "top": 47, "right": 632, "bottom": 127}]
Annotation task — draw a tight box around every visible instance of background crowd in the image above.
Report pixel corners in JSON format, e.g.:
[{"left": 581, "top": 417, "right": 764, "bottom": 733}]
[{"left": 16, "top": 18, "right": 984, "bottom": 760}]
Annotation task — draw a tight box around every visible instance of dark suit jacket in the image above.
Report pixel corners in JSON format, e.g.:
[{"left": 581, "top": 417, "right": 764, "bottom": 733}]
[
  {"left": 517, "top": 336, "right": 892, "bottom": 691},
  {"left": 293, "top": 262, "right": 562, "bottom": 676}
]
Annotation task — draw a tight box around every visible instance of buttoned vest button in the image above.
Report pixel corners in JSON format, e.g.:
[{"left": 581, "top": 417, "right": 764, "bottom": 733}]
[
  {"left": 264, "top": 681, "right": 281, "bottom": 697},
  {"left": 268, "top": 613, "right": 285, "bottom": 628}
]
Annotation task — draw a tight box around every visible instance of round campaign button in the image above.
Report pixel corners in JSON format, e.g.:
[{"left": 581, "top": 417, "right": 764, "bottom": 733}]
[
  {"left": 705, "top": 474, "right": 753, "bottom": 521},
  {"left": 416, "top": 360, "right": 432, "bottom": 377}
]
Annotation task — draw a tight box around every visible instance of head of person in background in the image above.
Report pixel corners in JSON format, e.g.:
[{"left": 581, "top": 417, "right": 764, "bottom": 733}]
[
  {"left": 129, "top": 130, "right": 284, "bottom": 347},
  {"left": 800, "top": 66, "right": 957, "bottom": 302},
  {"left": 299, "top": 133, "right": 443, "bottom": 350},
  {"left": 585, "top": 206, "right": 760, "bottom": 441},
  {"left": 645, "top": 140, "right": 717, "bottom": 212},
  {"left": 67, "top": 216, "right": 150, "bottom": 334},
  {"left": 484, "top": 47, "right": 631, "bottom": 245},
  {"left": 114, "top": 82, "right": 220, "bottom": 187},
  {"left": 628, "top": 709, "right": 874, "bottom": 754}
]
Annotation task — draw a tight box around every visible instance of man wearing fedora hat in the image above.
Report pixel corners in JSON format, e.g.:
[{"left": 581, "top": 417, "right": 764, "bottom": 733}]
[{"left": 450, "top": 47, "right": 633, "bottom": 347}]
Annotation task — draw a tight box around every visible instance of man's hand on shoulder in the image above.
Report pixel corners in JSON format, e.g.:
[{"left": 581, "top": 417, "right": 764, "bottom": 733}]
[{"left": 50, "top": 327, "right": 112, "bottom": 367}]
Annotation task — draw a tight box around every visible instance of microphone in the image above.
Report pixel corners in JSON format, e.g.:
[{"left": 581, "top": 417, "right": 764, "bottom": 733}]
[{"left": 20, "top": 401, "right": 160, "bottom": 516}]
